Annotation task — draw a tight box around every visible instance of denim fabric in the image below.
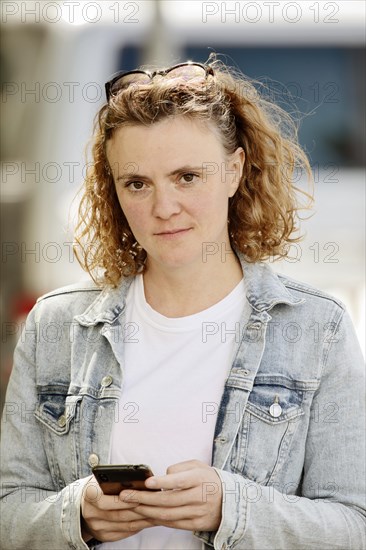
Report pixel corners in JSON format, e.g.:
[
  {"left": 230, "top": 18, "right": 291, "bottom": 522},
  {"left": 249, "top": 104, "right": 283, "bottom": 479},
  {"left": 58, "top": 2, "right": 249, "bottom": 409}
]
[{"left": 1, "top": 254, "right": 365, "bottom": 550}]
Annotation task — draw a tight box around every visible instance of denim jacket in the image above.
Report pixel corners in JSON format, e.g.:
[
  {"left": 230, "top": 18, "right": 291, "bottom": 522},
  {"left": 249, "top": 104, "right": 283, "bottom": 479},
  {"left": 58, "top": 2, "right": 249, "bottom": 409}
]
[{"left": 1, "top": 254, "right": 365, "bottom": 550}]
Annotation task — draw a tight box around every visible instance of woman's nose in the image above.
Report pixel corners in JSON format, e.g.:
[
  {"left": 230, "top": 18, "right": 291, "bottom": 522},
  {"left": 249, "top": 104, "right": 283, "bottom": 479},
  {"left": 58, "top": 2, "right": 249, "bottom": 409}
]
[{"left": 152, "top": 185, "right": 182, "bottom": 219}]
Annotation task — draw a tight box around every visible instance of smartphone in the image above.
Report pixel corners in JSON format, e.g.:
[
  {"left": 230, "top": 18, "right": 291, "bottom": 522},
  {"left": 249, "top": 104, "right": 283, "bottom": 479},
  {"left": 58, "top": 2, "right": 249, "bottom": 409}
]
[{"left": 92, "top": 464, "right": 156, "bottom": 495}]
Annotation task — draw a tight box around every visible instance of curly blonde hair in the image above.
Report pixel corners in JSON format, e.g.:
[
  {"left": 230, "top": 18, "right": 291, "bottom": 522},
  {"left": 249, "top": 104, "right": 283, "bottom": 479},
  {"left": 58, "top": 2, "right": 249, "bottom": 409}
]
[{"left": 74, "top": 56, "right": 313, "bottom": 286}]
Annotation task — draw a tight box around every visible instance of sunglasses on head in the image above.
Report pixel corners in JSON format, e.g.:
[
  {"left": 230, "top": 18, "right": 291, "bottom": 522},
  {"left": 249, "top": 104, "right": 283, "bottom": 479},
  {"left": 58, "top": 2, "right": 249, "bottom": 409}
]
[{"left": 105, "top": 61, "right": 214, "bottom": 102}]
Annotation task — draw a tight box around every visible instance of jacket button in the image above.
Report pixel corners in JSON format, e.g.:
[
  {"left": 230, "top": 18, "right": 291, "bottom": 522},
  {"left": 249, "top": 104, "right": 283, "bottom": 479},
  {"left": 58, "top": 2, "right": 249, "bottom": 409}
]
[
  {"left": 269, "top": 396, "right": 282, "bottom": 418},
  {"left": 57, "top": 415, "right": 66, "bottom": 428},
  {"left": 88, "top": 453, "right": 99, "bottom": 468},
  {"left": 101, "top": 375, "right": 113, "bottom": 387}
]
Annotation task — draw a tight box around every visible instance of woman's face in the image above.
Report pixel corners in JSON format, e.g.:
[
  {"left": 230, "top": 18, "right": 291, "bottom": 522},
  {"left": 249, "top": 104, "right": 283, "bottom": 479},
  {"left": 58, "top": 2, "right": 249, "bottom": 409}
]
[{"left": 107, "top": 116, "right": 244, "bottom": 272}]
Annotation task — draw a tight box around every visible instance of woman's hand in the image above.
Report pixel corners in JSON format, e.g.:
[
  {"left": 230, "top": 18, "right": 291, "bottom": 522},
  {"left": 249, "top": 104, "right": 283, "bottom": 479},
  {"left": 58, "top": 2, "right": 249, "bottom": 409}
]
[
  {"left": 81, "top": 460, "right": 222, "bottom": 542},
  {"left": 80, "top": 476, "right": 155, "bottom": 543},
  {"left": 121, "top": 460, "right": 223, "bottom": 532}
]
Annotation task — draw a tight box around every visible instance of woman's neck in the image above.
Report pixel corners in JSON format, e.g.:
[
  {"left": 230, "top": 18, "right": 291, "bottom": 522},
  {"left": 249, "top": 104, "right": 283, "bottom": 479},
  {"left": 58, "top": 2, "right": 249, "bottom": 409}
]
[{"left": 142, "top": 251, "right": 243, "bottom": 317}]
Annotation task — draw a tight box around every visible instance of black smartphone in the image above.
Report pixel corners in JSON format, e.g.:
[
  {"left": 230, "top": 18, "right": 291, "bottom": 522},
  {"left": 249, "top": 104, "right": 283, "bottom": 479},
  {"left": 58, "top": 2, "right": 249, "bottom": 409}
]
[{"left": 92, "top": 464, "right": 156, "bottom": 495}]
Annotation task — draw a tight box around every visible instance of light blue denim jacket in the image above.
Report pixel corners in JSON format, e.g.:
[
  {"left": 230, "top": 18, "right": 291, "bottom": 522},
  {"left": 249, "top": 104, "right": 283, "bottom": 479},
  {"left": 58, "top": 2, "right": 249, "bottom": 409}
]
[{"left": 1, "top": 254, "right": 365, "bottom": 550}]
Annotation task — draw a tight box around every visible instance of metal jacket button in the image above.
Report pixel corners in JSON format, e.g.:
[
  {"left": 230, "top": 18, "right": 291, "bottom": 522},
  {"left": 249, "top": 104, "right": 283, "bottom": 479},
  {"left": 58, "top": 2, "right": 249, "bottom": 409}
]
[
  {"left": 101, "top": 375, "right": 113, "bottom": 387},
  {"left": 57, "top": 415, "right": 66, "bottom": 428},
  {"left": 88, "top": 453, "right": 99, "bottom": 468},
  {"left": 269, "top": 395, "right": 282, "bottom": 418}
]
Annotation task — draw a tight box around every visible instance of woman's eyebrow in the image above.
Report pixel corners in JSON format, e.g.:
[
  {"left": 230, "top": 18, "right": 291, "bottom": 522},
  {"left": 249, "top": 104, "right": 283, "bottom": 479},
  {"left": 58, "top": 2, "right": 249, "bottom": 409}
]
[
  {"left": 167, "top": 165, "right": 205, "bottom": 177},
  {"left": 116, "top": 173, "right": 146, "bottom": 182},
  {"left": 116, "top": 165, "right": 205, "bottom": 182}
]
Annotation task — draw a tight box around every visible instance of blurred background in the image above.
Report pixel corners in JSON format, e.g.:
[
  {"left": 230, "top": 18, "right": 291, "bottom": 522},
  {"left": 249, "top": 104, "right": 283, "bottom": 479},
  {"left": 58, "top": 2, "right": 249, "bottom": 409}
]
[{"left": 1, "top": 1, "right": 365, "bottom": 405}]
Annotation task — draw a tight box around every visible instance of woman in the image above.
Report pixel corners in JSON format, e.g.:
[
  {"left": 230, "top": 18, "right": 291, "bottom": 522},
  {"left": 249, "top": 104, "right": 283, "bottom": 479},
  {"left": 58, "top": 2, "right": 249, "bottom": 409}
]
[{"left": 1, "top": 59, "right": 365, "bottom": 549}]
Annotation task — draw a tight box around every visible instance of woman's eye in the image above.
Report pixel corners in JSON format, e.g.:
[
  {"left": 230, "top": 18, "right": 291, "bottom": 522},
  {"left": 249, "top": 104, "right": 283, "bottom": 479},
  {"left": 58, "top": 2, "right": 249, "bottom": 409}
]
[
  {"left": 126, "top": 181, "right": 145, "bottom": 191},
  {"left": 181, "top": 173, "right": 198, "bottom": 184}
]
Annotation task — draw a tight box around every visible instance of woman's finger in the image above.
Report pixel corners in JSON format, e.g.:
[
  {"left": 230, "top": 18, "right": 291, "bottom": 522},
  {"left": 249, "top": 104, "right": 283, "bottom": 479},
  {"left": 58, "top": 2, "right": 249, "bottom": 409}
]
[
  {"left": 145, "top": 465, "right": 220, "bottom": 493},
  {"left": 83, "top": 481, "right": 140, "bottom": 510},
  {"left": 90, "top": 506, "right": 154, "bottom": 523},
  {"left": 85, "top": 519, "right": 154, "bottom": 543},
  {"left": 166, "top": 459, "right": 208, "bottom": 475}
]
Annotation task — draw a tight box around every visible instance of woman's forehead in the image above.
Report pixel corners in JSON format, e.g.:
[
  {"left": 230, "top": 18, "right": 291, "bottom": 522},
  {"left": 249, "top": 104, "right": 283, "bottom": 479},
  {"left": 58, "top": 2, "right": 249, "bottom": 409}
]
[{"left": 107, "top": 116, "right": 225, "bottom": 159}]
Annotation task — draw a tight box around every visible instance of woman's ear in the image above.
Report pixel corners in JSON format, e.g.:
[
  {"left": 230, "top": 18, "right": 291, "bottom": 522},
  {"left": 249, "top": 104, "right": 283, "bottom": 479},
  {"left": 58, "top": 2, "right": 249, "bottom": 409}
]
[{"left": 228, "top": 147, "right": 245, "bottom": 197}]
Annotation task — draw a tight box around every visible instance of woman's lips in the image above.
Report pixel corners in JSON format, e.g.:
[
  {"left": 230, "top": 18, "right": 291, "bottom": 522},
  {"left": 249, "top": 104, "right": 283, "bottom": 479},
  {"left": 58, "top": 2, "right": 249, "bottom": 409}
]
[{"left": 155, "top": 228, "right": 192, "bottom": 238}]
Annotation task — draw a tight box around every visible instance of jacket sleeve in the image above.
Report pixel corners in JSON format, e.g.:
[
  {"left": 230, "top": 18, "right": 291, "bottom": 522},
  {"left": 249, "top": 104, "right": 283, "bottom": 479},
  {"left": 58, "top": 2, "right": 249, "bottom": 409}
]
[
  {"left": 196, "top": 308, "right": 366, "bottom": 550},
  {"left": 0, "top": 307, "right": 91, "bottom": 550}
]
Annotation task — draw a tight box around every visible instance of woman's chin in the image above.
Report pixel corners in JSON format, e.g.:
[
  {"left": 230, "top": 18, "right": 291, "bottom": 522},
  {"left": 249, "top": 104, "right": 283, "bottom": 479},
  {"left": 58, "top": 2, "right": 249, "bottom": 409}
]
[{"left": 147, "top": 249, "right": 202, "bottom": 271}]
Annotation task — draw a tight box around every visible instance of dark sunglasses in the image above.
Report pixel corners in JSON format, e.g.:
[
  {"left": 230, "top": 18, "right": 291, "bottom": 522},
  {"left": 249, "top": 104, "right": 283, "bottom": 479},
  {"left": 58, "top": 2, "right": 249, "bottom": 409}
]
[{"left": 105, "top": 61, "right": 214, "bottom": 102}]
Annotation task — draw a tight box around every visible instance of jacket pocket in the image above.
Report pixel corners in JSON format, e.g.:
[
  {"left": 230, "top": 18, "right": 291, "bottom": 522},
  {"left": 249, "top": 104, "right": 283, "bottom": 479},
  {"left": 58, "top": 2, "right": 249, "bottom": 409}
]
[
  {"left": 230, "top": 381, "right": 304, "bottom": 484},
  {"left": 34, "top": 385, "right": 82, "bottom": 487},
  {"left": 35, "top": 386, "right": 82, "bottom": 435}
]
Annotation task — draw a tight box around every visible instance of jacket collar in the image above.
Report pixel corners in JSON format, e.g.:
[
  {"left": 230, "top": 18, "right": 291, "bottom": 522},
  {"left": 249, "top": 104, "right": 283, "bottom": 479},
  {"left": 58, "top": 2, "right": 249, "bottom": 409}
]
[
  {"left": 240, "top": 256, "right": 304, "bottom": 312},
  {"left": 75, "top": 251, "right": 303, "bottom": 327}
]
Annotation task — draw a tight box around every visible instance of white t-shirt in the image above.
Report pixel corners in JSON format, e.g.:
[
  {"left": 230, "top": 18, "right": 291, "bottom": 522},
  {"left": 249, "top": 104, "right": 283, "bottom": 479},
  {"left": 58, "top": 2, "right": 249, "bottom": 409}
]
[{"left": 100, "top": 274, "right": 249, "bottom": 550}]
